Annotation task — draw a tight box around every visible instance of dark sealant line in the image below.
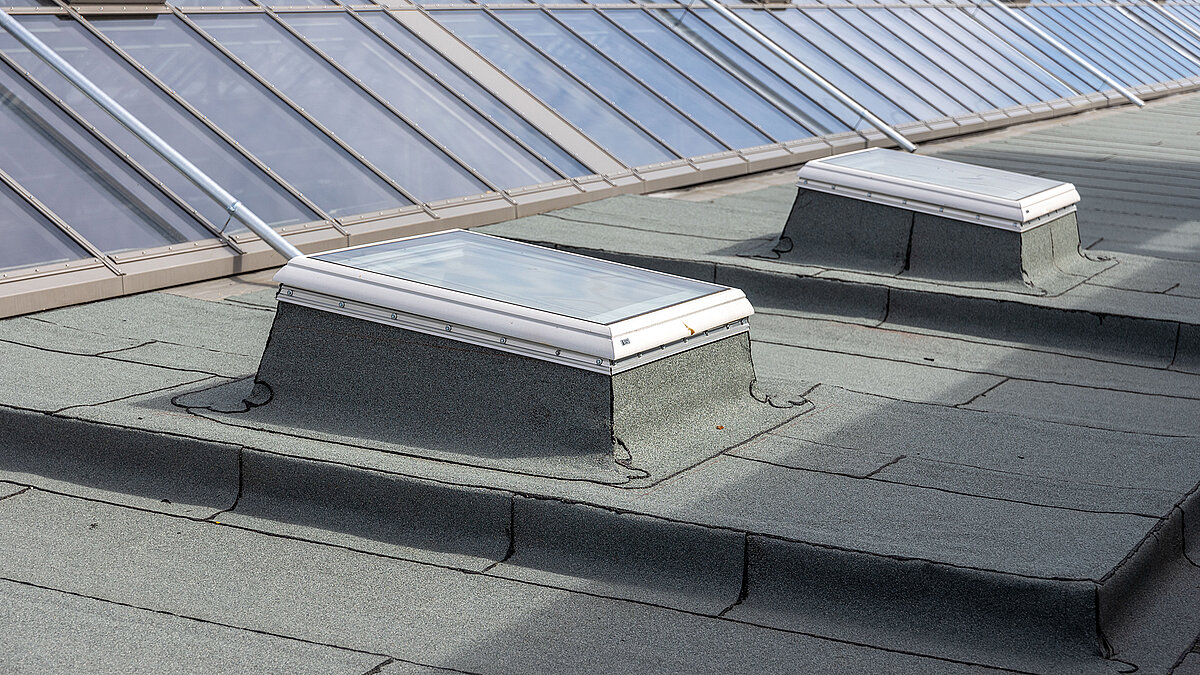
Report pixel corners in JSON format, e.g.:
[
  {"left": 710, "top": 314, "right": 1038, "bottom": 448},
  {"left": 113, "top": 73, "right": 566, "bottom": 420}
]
[
  {"left": 204, "top": 447, "right": 245, "bottom": 522},
  {"left": 717, "top": 531, "right": 750, "bottom": 617}
]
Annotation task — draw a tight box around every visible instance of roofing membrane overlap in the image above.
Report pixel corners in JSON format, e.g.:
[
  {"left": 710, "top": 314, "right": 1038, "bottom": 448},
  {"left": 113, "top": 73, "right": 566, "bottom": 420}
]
[{"left": 2, "top": 0, "right": 1200, "bottom": 672}]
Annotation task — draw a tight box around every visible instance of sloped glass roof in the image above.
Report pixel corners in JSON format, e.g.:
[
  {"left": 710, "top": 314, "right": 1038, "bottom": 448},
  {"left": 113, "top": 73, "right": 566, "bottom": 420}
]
[{"left": 1, "top": 0, "right": 1200, "bottom": 313}]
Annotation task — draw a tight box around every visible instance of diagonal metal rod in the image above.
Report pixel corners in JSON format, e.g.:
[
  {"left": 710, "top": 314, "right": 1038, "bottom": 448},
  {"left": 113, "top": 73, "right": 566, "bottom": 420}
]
[
  {"left": 981, "top": 0, "right": 1145, "bottom": 107},
  {"left": 0, "top": 8, "right": 303, "bottom": 261},
  {"left": 691, "top": 0, "right": 917, "bottom": 152}
]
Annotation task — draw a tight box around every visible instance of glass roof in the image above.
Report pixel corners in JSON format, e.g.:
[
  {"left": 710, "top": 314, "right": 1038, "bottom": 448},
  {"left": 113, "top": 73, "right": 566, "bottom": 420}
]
[
  {"left": 1, "top": 0, "right": 1199, "bottom": 311},
  {"left": 316, "top": 230, "right": 722, "bottom": 324}
]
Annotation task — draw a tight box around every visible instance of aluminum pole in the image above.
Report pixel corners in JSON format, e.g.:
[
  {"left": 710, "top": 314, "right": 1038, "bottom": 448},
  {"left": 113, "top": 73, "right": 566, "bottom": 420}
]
[
  {"left": 0, "top": 9, "right": 303, "bottom": 260},
  {"left": 693, "top": 0, "right": 917, "bottom": 152},
  {"left": 982, "top": 0, "right": 1145, "bottom": 107}
]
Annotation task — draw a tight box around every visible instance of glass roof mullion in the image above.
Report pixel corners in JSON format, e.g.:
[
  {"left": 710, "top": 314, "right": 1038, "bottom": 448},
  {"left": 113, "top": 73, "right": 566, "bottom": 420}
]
[
  {"left": 468, "top": 7, "right": 689, "bottom": 160},
  {"left": 1027, "top": 6, "right": 1147, "bottom": 84},
  {"left": 1129, "top": 1, "right": 1200, "bottom": 55},
  {"left": 933, "top": 6, "right": 1076, "bottom": 99},
  {"left": 851, "top": 6, "right": 1022, "bottom": 108},
  {"left": 1094, "top": 2, "right": 1200, "bottom": 75},
  {"left": 894, "top": 6, "right": 1047, "bottom": 103},
  {"left": 0, "top": 46, "right": 245, "bottom": 254},
  {"left": 1113, "top": 2, "right": 1200, "bottom": 68},
  {"left": 645, "top": 6, "right": 849, "bottom": 135},
  {"left": 968, "top": 5, "right": 1100, "bottom": 93},
  {"left": 0, "top": 165, "right": 121, "bottom": 275},
  {"left": 67, "top": 10, "right": 338, "bottom": 229},
  {"left": 168, "top": 8, "right": 431, "bottom": 214},
  {"left": 590, "top": 8, "right": 793, "bottom": 143},
  {"left": 422, "top": 6, "right": 672, "bottom": 168},
  {"left": 1068, "top": 4, "right": 1181, "bottom": 80},
  {"left": 0, "top": 166, "right": 123, "bottom": 277},
  {"left": 804, "top": 7, "right": 988, "bottom": 113},
  {"left": 258, "top": 7, "right": 510, "bottom": 196},
  {"left": 748, "top": 8, "right": 932, "bottom": 123},
  {"left": 345, "top": 8, "right": 574, "bottom": 181},
  {"left": 533, "top": 7, "right": 734, "bottom": 153}
]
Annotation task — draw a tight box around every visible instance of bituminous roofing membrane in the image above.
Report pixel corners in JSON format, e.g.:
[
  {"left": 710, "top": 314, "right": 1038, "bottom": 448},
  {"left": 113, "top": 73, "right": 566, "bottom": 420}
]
[{"left": 2, "top": 0, "right": 1200, "bottom": 672}]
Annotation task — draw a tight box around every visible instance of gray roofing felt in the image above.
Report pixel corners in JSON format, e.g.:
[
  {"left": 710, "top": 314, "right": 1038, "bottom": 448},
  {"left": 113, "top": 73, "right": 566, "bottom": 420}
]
[{"left": 2, "top": 94, "right": 1200, "bottom": 674}]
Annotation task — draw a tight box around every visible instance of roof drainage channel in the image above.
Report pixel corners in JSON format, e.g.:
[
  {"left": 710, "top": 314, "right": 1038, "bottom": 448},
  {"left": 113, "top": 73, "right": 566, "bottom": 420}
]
[{"left": 3, "top": 404, "right": 1197, "bottom": 674}]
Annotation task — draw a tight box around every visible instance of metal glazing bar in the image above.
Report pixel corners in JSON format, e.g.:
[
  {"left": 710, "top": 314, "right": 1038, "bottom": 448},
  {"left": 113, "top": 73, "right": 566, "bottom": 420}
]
[
  {"left": 897, "top": 6, "right": 1042, "bottom": 103},
  {"left": 539, "top": 7, "right": 733, "bottom": 151},
  {"left": 0, "top": 45, "right": 246, "bottom": 254},
  {"left": 594, "top": 8, "right": 799, "bottom": 142},
  {"left": 690, "top": 0, "right": 917, "bottom": 152},
  {"left": 65, "top": 7, "right": 338, "bottom": 231},
  {"left": 258, "top": 5, "right": 512, "bottom": 199},
  {"left": 0, "top": 165, "right": 124, "bottom": 276},
  {"left": 170, "top": 7, "right": 436, "bottom": 219},
  {"left": 475, "top": 5, "right": 689, "bottom": 160},
  {"left": 644, "top": 6, "right": 839, "bottom": 134},
  {"left": 980, "top": 0, "right": 1145, "bottom": 106},
  {"left": 1108, "top": 0, "right": 1200, "bottom": 68},
  {"left": 1145, "top": 0, "right": 1200, "bottom": 45},
  {"left": 0, "top": 7, "right": 302, "bottom": 260},
  {"left": 346, "top": 8, "right": 573, "bottom": 180},
  {"left": 403, "top": 5, "right": 627, "bottom": 175},
  {"left": 942, "top": 5, "right": 1077, "bottom": 97}
]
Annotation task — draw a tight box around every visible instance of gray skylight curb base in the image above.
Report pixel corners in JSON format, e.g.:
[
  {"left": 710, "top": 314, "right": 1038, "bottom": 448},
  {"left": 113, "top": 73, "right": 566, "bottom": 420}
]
[
  {"left": 242, "top": 302, "right": 798, "bottom": 486},
  {"left": 775, "top": 189, "right": 1102, "bottom": 291},
  {"left": 771, "top": 149, "right": 1107, "bottom": 292}
]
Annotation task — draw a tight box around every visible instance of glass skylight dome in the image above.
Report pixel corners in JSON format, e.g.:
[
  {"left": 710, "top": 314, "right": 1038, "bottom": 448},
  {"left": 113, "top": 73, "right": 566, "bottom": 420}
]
[
  {"left": 797, "top": 148, "right": 1081, "bottom": 231},
  {"left": 272, "top": 230, "right": 753, "bottom": 373}
]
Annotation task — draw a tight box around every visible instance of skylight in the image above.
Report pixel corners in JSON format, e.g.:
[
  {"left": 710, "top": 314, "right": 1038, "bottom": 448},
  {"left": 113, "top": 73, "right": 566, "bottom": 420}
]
[{"left": 273, "top": 230, "right": 753, "bottom": 373}]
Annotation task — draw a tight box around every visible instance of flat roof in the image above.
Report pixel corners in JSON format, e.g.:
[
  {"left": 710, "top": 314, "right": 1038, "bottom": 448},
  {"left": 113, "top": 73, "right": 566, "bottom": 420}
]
[{"left": 1, "top": 93, "right": 1199, "bottom": 673}]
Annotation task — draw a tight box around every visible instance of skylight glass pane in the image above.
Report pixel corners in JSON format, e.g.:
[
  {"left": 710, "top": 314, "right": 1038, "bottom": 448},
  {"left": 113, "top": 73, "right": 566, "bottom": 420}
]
[
  {"left": 279, "top": 12, "right": 565, "bottom": 190},
  {"left": 0, "top": 180, "right": 88, "bottom": 273},
  {"left": 604, "top": 8, "right": 814, "bottom": 140},
  {"left": 1062, "top": 6, "right": 1178, "bottom": 81},
  {"left": 929, "top": 7, "right": 1074, "bottom": 100},
  {"left": 95, "top": 14, "right": 407, "bottom": 219},
  {"left": 551, "top": 9, "right": 771, "bottom": 148},
  {"left": 1129, "top": 5, "right": 1200, "bottom": 56},
  {"left": 1025, "top": 7, "right": 1145, "bottom": 85},
  {"left": 766, "top": 8, "right": 959, "bottom": 119},
  {"left": 0, "top": 16, "right": 316, "bottom": 233},
  {"left": 360, "top": 12, "right": 586, "bottom": 177},
  {"left": 725, "top": 9, "right": 916, "bottom": 126},
  {"left": 973, "top": 7, "right": 1102, "bottom": 93},
  {"left": 653, "top": 7, "right": 853, "bottom": 133},
  {"left": 0, "top": 61, "right": 213, "bottom": 254},
  {"left": 492, "top": 9, "right": 725, "bottom": 156},
  {"left": 432, "top": 10, "right": 674, "bottom": 167},
  {"left": 195, "top": 14, "right": 486, "bottom": 202},
  {"left": 884, "top": 7, "right": 1052, "bottom": 104},
  {"left": 1082, "top": 5, "right": 1193, "bottom": 79},
  {"left": 821, "top": 7, "right": 1004, "bottom": 111},
  {"left": 317, "top": 231, "right": 722, "bottom": 325}
]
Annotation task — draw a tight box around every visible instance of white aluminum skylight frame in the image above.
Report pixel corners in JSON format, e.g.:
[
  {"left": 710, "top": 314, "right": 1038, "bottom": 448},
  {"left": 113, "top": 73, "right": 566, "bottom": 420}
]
[
  {"left": 796, "top": 148, "right": 1081, "bottom": 231},
  {"left": 272, "top": 230, "right": 753, "bottom": 374}
]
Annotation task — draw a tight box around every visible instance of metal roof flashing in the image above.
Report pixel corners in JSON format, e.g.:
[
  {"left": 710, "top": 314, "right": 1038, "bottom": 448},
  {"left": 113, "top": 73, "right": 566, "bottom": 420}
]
[
  {"left": 271, "top": 230, "right": 753, "bottom": 374},
  {"left": 796, "top": 148, "right": 1081, "bottom": 232}
]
